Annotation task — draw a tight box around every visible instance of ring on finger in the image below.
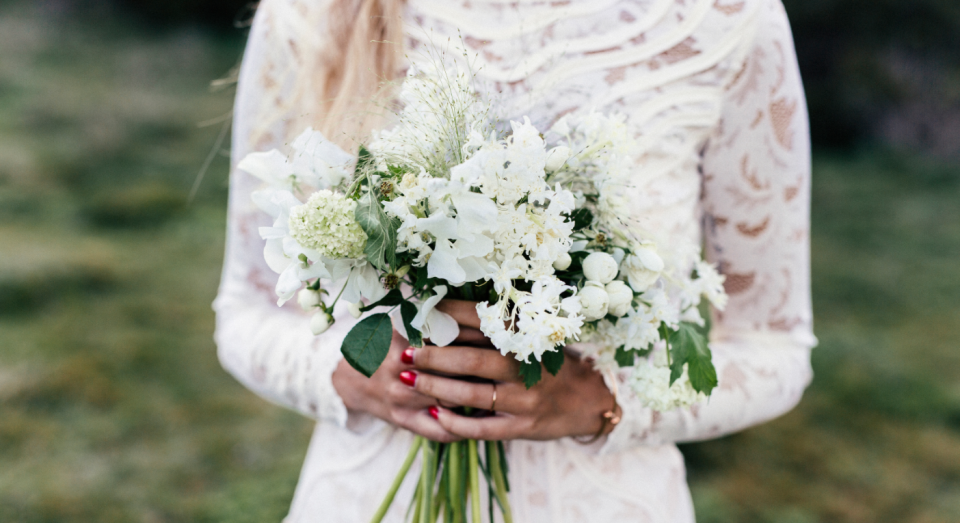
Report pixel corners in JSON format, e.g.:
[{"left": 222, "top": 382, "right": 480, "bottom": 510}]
[{"left": 490, "top": 382, "right": 497, "bottom": 412}]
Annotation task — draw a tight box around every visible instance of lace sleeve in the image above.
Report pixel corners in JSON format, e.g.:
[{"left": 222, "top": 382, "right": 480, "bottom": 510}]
[
  {"left": 601, "top": 0, "right": 816, "bottom": 453},
  {"left": 212, "top": 0, "right": 351, "bottom": 426}
]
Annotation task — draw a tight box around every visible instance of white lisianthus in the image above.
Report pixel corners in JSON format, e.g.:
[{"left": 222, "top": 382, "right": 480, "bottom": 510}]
[
  {"left": 347, "top": 302, "right": 362, "bottom": 319},
  {"left": 582, "top": 252, "right": 619, "bottom": 284},
  {"left": 623, "top": 244, "right": 664, "bottom": 292},
  {"left": 544, "top": 146, "right": 571, "bottom": 171},
  {"left": 410, "top": 286, "right": 460, "bottom": 346},
  {"left": 310, "top": 311, "right": 334, "bottom": 335},
  {"left": 553, "top": 252, "right": 572, "bottom": 271},
  {"left": 695, "top": 260, "right": 728, "bottom": 311},
  {"left": 605, "top": 280, "right": 633, "bottom": 317},
  {"left": 297, "top": 288, "right": 322, "bottom": 310},
  {"left": 579, "top": 281, "right": 610, "bottom": 321},
  {"left": 288, "top": 190, "right": 367, "bottom": 259}
]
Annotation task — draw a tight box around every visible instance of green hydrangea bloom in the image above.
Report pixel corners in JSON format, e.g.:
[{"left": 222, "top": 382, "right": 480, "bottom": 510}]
[{"left": 288, "top": 190, "right": 366, "bottom": 259}]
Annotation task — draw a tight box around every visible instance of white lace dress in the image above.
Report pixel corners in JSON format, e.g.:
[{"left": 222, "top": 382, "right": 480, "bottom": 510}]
[{"left": 213, "top": 0, "right": 817, "bottom": 521}]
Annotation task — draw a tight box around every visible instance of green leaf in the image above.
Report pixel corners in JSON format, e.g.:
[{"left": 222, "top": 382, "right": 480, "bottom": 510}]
[
  {"left": 354, "top": 145, "right": 373, "bottom": 176},
  {"left": 614, "top": 346, "right": 634, "bottom": 367},
  {"left": 355, "top": 191, "right": 399, "bottom": 271},
  {"left": 400, "top": 301, "right": 423, "bottom": 348},
  {"left": 341, "top": 313, "right": 394, "bottom": 377},
  {"left": 570, "top": 208, "right": 594, "bottom": 231},
  {"left": 359, "top": 288, "right": 404, "bottom": 312},
  {"left": 518, "top": 358, "right": 542, "bottom": 389},
  {"left": 668, "top": 322, "right": 718, "bottom": 395},
  {"left": 542, "top": 349, "right": 565, "bottom": 376}
]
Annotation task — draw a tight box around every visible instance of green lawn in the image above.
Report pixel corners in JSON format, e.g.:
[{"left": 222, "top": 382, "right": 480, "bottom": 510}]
[{"left": 1, "top": 4, "right": 959, "bottom": 523}]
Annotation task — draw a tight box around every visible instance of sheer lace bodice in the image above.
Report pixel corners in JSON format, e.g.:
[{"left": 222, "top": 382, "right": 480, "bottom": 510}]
[{"left": 214, "top": 0, "right": 815, "bottom": 521}]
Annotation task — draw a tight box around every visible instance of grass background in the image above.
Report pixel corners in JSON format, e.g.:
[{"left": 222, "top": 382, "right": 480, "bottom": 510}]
[{"left": 1, "top": 3, "right": 959, "bottom": 522}]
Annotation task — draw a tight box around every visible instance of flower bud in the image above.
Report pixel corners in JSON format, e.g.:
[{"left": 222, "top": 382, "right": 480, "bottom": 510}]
[
  {"left": 582, "top": 252, "right": 619, "bottom": 284},
  {"left": 553, "top": 252, "right": 572, "bottom": 271},
  {"left": 622, "top": 244, "right": 664, "bottom": 293},
  {"left": 347, "top": 302, "right": 362, "bottom": 319},
  {"left": 310, "top": 311, "right": 334, "bottom": 335},
  {"left": 545, "top": 146, "right": 571, "bottom": 171},
  {"left": 605, "top": 280, "right": 633, "bottom": 317},
  {"left": 578, "top": 281, "right": 610, "bottom": 321},
  {"left": 298, "top": 288, "right": 321, "bottom": 310}
]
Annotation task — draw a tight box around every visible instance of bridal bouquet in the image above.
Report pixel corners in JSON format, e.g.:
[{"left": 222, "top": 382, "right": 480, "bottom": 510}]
[{"left": 240, "top": 54, "right": 726, "bottom": 522}]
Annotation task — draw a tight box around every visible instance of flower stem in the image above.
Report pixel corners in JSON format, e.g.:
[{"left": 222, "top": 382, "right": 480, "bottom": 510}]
[
  {"left": 488, "top": 441, "right": 513, "bottom": 523},
  {"left": 370, "top": 436, "right": 423, "bottom": 523},
  {"left": 468, "top": 439, "right": 481, "bottom": 522},
  {"left": 419, "top": 442, "right": 436, "bottom": 523}
]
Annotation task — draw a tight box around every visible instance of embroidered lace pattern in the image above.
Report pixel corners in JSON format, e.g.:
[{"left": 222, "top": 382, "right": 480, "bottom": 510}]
[{"left": 213, "top": 0, "right": 815, "bottom": 520}]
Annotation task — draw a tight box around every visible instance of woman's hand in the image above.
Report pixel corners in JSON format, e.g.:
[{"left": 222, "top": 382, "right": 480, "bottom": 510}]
[
  {"left": 332, "top": 328, "right": 462, "bottom": 443},
  {"left": 401, "top": 300, "right": 618, "bottom": 441}
]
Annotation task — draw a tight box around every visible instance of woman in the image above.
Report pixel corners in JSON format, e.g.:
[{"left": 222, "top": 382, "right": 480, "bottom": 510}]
[{"left": 214, "top": 0, "right": 816, "bottom": 521}]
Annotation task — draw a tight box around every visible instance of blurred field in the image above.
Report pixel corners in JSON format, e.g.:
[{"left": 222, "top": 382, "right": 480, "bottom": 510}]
[{"left": 1, "top": 3, "right": 959, "bottom": 523}]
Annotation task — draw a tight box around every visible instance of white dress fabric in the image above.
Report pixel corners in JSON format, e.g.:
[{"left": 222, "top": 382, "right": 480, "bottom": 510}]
[{"left": 213, "top": 0, "right": 816, "bottom": 521}]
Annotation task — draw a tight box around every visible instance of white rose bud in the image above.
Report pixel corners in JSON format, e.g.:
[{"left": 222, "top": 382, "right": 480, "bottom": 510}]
[
  {"left": 578, "top": 281, "right": 610, "bottom": 321},
  {"left": 544, "top": 146, "right": 571, "bottom": 171},
  {"left": 582, "top": 252, "right": 619, "bottom": 284},
  {"left": 347, "top": 301, "right": 362, "bottom": 319},
  {"left": 553, "top": 252, "right": 572, "bottom": 271},
  {"left": 297, "top": 288, "right": 321, "bottom": 310},
  {"left": 622, "top": 245, "right": 664, "bottom": 292},
  {"left": 310, "top": 311, "right": 334, "bottom": 335},
  {"left": 605, "top": 280, "right": 633, "bottom": 317}
]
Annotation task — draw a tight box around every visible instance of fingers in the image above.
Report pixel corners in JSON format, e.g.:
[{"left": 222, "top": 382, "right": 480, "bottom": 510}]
[
  {"left": 408, "top": 372, "right": 532, "bottom": 414},
  {"left": 407, "top": 345, "right": 521, "bottom": 382},
  {"left": 432, "top": 407, "right": 529, "bottom": 441},
  {"left": 453, "top": 327, "right": 490, "bottom": 346},
  {"left": 435, "top": 299, "right": 482, "bottom": 330},
  {"left": 396, "top": 408, "right": 463, "bottom": 443}
]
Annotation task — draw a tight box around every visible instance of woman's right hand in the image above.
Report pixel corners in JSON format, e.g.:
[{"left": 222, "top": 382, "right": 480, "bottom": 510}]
[{"left": 331, "top": 328, "right": 463, "bottom": 443}]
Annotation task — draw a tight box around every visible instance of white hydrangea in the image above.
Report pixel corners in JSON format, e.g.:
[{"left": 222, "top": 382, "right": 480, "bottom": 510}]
[{"left": 288, "top": 190, "right": 366, "bottom": 259}]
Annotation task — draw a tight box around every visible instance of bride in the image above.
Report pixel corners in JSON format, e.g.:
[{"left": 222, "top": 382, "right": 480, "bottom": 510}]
[{"left": 214, "top": 0, "right": 817, "bottom": 521}]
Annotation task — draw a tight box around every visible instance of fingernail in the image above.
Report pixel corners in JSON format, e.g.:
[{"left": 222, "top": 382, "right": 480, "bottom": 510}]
[
  {"left": 428, "top": 406, "right": 439, "bottom": 420},
  {"left": 399, "top": 370, "right": 417, "bottom": 387},
  {"left": 401, "top": 348, "right": 415, "bottom": 365}
]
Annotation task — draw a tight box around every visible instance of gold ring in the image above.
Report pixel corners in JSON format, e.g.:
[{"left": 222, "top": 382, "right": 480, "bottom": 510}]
[{"left": 490, "top": 382, "right": 497, "bottom": 412}]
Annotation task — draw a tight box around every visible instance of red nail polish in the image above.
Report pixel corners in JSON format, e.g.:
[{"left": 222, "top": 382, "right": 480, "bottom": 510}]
[
  {"left": 399, "top": 370, "right": 417, "bottom": 387},
  {"left": 428, "top": 406, "right": 439, "bottom": 420},
  {"left": 401, "top": 348, "right": 415, "bottom": 365}
]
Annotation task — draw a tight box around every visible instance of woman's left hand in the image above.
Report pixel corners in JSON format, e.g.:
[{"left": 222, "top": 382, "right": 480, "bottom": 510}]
[{"left": 398, "top": 300, "right": 618, "bottom": 441}]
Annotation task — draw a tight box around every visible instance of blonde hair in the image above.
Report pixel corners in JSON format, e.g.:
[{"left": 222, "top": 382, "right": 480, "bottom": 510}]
[{"left": 250, "top": 0, "right": 405, "bottom": 151}]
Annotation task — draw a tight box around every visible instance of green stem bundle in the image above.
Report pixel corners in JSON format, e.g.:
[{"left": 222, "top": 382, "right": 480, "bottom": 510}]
[{"left": 370, "top": 437, "right": 512, "bottom": 523}]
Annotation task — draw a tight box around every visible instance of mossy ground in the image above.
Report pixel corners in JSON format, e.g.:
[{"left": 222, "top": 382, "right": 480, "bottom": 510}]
[{"left": 1, "top": 4, "right": 959, "bottom": 523}]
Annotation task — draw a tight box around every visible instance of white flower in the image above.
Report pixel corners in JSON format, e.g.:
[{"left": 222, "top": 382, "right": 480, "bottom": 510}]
[
  {"left": 623, "top": 244, "right": 664, "bottom": 292},
  {"left": 289, "top": 128, "right": 355, "bottom": 188},
  {"left": 310, "top": 311, "right": 334, "bottom": 335},
  {"left": 695, "top": 260, "right": 728, "bottom": 311},
  {"left": 297, "top": 288, "right": 322, "bottom": 310},
  {"left": 288, "top": 190, "right": 367, "bottom": 259},
  {"left": 605, "top": 280, "right": 633, "bottom": 317},
  {"left": 582, "top": 252, "right": 619, "bottom": 284},
  {"left": 347, "top": 302, "right": 362, "bottom": 319},
  {"left": 579, "top": 281, "right": 609, "bottom": 321},
  {"left": 237, "top": 128, "right": 353, "bottom": 191},
  {"left": 252, "top": 187, "right": 330, "bottom": 305},
  {"left": 628, "top": 354, "right": 705, "bottom": 411},
  {"left": 544, "top": 146, "right": 571, "bottom": 171},
  {"left": 410, "top": 286, "right": 459, "bottom": 346},
  {"left": 340, "top": 262, "right": 388, "bottom": 304},
  {"left": 553, "top": 252, "right": 572, "bottom": 271}
]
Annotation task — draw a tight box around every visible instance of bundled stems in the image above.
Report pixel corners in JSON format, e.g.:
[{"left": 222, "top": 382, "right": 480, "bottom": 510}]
[
  {"left": 370, "top": 436, "right": 424, "bottom": 523},
  {"left": 370, "top": 435, "right": 513, "bottom": 523}
]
